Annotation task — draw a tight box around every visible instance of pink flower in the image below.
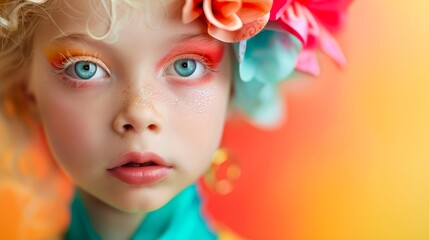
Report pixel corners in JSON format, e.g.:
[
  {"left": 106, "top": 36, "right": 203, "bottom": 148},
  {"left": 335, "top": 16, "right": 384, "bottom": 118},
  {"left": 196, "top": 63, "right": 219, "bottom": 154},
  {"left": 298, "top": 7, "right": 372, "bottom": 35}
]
[
  {"left": 271, "top": 0, "right": 353, "bottom": 75},
  {"left": 182, "top": 0, "right": 273, "bottom": 42},
  {"left": 270, "top": 0, "right": 293, "bottom": 20}
]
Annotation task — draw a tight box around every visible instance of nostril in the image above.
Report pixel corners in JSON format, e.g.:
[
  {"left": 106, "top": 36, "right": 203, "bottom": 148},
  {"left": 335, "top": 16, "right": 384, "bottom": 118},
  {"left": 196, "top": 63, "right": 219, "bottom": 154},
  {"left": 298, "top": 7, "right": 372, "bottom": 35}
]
[
  {"left": 123, "top": 124, "right": 133, "bottom": 131},
  {"left": 147, "top": 124, "right": 157, "bottom": 131}
]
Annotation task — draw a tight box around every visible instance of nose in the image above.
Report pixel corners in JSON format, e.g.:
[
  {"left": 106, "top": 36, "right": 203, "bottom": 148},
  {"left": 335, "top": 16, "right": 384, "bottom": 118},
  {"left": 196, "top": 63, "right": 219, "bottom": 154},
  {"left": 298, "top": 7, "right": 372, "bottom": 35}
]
[{"left": 112, "top": 89, "right": 161, "bottom": 137}]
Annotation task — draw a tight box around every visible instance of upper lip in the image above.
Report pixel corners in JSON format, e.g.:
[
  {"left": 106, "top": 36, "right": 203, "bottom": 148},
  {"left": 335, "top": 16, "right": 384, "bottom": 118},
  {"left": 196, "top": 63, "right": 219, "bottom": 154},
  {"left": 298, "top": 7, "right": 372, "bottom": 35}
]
[{"left": 107, "top": 151, "right": 171, "bottom": 169}]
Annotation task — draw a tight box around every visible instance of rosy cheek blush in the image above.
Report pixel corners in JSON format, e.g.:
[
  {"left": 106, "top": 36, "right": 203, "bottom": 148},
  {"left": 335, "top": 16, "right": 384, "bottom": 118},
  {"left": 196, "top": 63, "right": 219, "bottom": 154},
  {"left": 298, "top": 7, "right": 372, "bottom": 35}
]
[{"left": 151, "top": 35, "right": 226, "bottom": 114}]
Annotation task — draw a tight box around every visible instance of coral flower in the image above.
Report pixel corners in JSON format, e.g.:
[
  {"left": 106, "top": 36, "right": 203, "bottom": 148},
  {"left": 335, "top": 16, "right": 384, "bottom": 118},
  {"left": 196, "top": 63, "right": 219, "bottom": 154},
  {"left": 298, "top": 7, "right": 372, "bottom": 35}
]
[{"left": 182, "top": 0, "right": 273, "bottom": 42}]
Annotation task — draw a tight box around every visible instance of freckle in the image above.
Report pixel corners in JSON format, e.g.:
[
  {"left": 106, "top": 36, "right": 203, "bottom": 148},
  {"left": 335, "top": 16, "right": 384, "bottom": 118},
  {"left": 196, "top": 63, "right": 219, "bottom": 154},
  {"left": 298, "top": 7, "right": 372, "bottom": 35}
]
[
  {"left": 179, "top": 87, "right": 215, "bottom": 113},
  {"left": 122, "top": 83, "right": 180, "bottom": 108},
  {"left": 121, "top": 82, "right": 215, "bottom": 114}
]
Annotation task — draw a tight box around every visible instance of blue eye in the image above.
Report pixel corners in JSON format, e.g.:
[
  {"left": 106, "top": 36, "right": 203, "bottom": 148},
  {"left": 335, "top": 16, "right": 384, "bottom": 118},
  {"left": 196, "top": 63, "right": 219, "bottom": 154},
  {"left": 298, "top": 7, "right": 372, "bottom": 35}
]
[
  {"left": 64, "top": 60, "right": 108, "bottom": 80},
  {"left": 174, "top": 59, "right": 196, "bottom": 77},
  {"left": 75, "top": 61, "right": 97, "bottom": 79},
  {"left": 165, "top": 58, "right": 206, "bottom": 80}
]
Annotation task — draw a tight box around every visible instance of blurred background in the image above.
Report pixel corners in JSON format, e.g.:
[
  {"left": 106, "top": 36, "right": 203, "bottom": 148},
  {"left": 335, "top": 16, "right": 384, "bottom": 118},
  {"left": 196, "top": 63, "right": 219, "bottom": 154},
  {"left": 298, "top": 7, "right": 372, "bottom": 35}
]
[
  {"left": 207, "top": 0, "right": 429, "bottom": 239},
  {"left": 2, "top": 0, "right": 429, "bottom": 239}
]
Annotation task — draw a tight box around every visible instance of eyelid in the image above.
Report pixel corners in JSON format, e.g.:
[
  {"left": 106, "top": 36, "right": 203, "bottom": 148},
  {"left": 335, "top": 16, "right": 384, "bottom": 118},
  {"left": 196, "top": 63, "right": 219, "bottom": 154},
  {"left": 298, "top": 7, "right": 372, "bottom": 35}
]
[
  {"left": 161, "top": 53, "right": 215, "bottom": 77},
  {"left": 55, "top": 55, "right": 111, "bottom": 77}
]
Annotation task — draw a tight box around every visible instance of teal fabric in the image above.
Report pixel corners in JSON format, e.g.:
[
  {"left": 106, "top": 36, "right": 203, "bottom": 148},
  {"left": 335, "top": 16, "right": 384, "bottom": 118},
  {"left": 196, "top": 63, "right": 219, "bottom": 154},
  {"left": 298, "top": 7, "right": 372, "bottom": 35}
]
[{"left": 65, "top": 184, "right": 217, "bottom": 240}]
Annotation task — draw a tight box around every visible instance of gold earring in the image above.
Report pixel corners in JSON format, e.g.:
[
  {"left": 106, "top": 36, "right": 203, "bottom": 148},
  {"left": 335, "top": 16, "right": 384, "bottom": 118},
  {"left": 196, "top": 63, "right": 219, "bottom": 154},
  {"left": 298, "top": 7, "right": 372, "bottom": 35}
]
[{"left": 203, "top": 148, "right": 241, "bottom": 195}]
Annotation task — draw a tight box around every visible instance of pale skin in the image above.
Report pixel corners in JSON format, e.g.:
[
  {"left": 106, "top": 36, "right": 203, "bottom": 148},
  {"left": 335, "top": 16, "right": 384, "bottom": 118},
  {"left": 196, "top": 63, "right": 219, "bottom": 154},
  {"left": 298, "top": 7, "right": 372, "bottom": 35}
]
[{"left": 26, "top": 0, "right": 232, "bottom": 239}]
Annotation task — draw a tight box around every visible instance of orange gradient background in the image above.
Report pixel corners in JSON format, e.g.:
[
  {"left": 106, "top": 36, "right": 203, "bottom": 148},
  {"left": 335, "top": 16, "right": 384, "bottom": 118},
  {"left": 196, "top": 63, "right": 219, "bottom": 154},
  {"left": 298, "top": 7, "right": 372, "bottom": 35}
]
[
  {"left": 2, "top": 0, "right": 429, "bottom": 239},
  {"left": 207, "top": 0, "right": 429, "bottom": 239}
]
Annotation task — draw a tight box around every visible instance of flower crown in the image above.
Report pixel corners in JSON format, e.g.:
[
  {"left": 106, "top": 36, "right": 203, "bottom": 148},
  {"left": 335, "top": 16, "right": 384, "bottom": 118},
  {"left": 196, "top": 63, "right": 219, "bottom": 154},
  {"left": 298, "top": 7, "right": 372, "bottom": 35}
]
[{"left": 182, "top": 0, "right": 353, "bottom": 127}]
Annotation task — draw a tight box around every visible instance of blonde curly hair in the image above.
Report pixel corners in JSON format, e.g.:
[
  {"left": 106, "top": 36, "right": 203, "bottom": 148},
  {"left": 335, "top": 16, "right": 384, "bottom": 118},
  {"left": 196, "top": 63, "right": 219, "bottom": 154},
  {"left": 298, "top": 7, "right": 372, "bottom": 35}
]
[
  {"left": 0, "top": 0, "right": 158, "bottom": 238},
  {"left": 0, "top": 1, "right": 73, "bottom": 238}
]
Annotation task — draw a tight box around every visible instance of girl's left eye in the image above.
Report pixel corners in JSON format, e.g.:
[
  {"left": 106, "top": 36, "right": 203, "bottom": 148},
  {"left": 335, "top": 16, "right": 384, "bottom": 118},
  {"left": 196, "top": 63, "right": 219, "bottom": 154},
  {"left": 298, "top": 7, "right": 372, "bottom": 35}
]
[
  {"left": 64, "top": 60, "right": 108, "bottom": 80},
  {"left": 165, "top": 58, "right": 206, "bottom": 79}
]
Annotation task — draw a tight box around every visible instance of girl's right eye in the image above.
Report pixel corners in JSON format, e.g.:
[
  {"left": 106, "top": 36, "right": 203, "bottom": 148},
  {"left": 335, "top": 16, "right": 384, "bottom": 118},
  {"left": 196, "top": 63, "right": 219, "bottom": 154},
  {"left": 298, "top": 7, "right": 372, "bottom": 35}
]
[{"left": 64, "top": 60, "right": 109, "bottom": 80}]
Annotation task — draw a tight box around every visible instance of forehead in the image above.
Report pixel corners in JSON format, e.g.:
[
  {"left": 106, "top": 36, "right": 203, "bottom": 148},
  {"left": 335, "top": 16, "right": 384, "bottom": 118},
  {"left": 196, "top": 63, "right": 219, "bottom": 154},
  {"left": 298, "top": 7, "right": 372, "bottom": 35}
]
[{"left": 42, "top": 0, "right": 205, "bottom": 43}]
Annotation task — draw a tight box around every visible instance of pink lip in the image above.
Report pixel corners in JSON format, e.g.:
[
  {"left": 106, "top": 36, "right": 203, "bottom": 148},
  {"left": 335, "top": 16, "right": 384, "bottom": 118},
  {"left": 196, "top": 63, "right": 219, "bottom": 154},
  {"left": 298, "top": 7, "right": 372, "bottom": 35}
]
[{"left": 107, "top": 152, "right": 172, "bottom": 185}]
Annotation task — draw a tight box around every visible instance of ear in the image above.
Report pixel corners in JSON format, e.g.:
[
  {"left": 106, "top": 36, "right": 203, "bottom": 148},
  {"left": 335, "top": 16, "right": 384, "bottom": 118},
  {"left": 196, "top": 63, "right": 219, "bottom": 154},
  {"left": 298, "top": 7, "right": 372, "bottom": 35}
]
[
  {"left": 22, "top": 79, "right": 41, "bottom": 122},
  {"left": 2, "top": 80, "right": 39, "bottom": 123}
]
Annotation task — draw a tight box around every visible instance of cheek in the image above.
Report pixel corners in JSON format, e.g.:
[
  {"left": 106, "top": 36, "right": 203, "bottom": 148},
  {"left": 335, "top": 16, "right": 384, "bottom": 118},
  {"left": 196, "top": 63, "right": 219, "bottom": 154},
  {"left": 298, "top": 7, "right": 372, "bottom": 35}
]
[
  {"left": 30, "top": 76, "right": 111, "bottom": 177},
  {"left": 37, "top": 93, "right": 99, "bottom": 171},
  {"left": 167, "top": 79, "right": 231, "bottom": 179},
  {"left": 30, "top": 52, "right": 118, "bottom": 169}
]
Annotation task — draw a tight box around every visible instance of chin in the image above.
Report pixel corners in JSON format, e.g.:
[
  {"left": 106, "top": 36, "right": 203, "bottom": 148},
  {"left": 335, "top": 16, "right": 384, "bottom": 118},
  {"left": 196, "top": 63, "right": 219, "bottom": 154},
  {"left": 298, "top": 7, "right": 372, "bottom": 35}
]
[
  {"left": 115, "top": 200, "right": 168, "bottom": 213},
  {"left": 106, "top": 188, "right": 177, "bottom": 213}
]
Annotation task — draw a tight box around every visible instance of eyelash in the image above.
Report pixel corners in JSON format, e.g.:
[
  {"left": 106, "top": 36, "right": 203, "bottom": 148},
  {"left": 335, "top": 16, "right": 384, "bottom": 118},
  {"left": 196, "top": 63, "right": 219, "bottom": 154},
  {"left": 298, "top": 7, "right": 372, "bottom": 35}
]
[
  {"left": 162, "top": 54, "right": 219, "bottom": 85},
  {"left": 51, "top": 54, "right": 110, "bottom": 88},
  {"left": 51, "top": 53, "right": 218, "bottom": 88}
]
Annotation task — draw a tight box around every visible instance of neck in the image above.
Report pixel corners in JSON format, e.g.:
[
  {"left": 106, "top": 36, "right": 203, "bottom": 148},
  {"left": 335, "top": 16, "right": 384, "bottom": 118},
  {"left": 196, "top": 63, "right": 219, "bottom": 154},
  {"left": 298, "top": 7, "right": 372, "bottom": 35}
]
[{"left": 79, "top": 189, "right": 145, "bottom": 240}]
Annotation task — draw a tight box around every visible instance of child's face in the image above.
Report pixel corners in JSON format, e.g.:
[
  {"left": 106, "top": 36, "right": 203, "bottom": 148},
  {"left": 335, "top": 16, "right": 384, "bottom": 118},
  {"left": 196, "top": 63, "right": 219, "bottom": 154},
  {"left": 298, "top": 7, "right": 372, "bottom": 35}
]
[{"left": 27, "top": 0, "right": 231, "bottom": 211}]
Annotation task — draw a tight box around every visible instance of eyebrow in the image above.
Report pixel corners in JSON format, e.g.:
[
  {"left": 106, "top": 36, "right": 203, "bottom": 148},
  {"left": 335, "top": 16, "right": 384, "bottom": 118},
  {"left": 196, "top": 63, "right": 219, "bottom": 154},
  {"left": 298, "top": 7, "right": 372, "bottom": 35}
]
[
  {"left": 47, "top": 33, "right": 96, "bottom": 46},
  {"left": 176, "top": 33, "right": 219, "bottom": 43},
  {"left": 49, "top": 32, "right": 219, "bottom": 46}
]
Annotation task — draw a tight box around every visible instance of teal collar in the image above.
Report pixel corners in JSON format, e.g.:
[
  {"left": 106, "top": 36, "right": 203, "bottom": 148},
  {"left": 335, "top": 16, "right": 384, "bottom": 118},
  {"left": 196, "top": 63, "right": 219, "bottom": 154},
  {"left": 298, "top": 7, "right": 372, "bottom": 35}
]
[{"left": 65, "top": 184, "right": 217, "bottom": 240}]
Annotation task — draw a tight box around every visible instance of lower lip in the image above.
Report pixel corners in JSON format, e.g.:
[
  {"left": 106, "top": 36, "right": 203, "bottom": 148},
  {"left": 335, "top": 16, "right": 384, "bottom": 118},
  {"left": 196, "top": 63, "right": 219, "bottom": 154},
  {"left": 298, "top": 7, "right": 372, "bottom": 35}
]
[{"left": 108, "top": 166, "right": 172, "bottom": 185}]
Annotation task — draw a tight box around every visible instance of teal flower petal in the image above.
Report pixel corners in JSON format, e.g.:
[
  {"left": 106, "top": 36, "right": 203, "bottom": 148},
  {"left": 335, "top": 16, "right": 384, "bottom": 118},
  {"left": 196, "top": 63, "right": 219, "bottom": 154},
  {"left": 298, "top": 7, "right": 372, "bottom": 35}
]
[
  {"left": 239, "top": 59, "right": 255, "bottom": 82},
  {"left": 233, "top": 30, "right": 302, "bottom": 127}
]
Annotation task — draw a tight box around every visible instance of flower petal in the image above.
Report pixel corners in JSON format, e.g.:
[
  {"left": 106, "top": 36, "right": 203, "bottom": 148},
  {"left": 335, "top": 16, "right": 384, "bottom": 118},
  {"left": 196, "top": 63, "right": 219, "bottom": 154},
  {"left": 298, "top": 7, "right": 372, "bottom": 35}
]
[
  {"left": 233, "top": 31, "right": 301, "bottom": 127},
  {"left": 252, "top": 84, "right": 285, "bottom": 127},
  {"left": 295, "top": 49, "right": 321, "bottom": 76},
  {"left": 182, "top": 0, "right": 204, "bottom": 24},
  {"left": 233, "top": 40, "right": 248, "bottom": 63},
  {"left": 239, "top": 58, "right": 255, "bottom": 82},
  {"left": 253, "top": 32, "right": 301, "bottom": 83},
  {"left": 270, "top": 0, "right": 293, "bottom": 20},
  {"left": 298, "top": 0, "right": 352, "bottom": 32},
  {"left": 203, "top": 0, "right": 243, "bottom": 31},
  {"left": 277, "top": 2, "right": 310, "bottom": 44},
  {"left": 213, "top": 0, "right": 242, "bottom": 17},
  {"left": 319, "top": 26, "right": 347, "bottom": 67},
  {"left": 237, "top": 0, "right": 273, "bottom": 23},
  {"left": 208, "top": 13, "right": 269, "bottom": 42}
]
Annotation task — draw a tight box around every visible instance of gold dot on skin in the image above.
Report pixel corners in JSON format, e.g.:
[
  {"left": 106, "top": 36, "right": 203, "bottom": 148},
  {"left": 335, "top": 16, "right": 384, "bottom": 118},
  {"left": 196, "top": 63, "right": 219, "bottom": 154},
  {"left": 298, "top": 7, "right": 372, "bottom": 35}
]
[
  {"left": 179, "top": 87, "right": 215, "bottom": 114},
  {"left": 120, "top": 83, "right": 216, "bottom": 115},
  {"left": 121, "top": 83, "right": 179, "bottom": 110}
]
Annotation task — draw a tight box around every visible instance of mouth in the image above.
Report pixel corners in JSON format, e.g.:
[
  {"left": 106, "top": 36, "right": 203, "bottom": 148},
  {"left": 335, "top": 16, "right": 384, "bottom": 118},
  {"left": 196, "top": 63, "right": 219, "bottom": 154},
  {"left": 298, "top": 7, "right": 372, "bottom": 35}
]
[
  {"left": 107, "top": 151, "right": 172, "bottom": 185},
  {"left": 121, "top": 161, "right": 159, "bottom": 167},
  {"left": 108, "top": 151, "right": 171, "bottom": 170}
]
